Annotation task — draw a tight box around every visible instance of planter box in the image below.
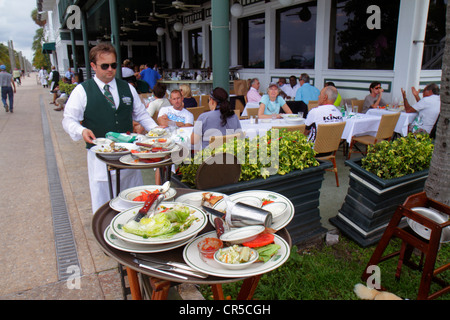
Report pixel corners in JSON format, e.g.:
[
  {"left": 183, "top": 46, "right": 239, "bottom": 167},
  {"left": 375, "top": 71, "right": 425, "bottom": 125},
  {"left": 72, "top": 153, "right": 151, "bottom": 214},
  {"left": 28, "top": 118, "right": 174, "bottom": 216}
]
[
  {"left": 330, "top": 158, "right": 429, "bottom": 247},
  {"left": 172, "top": 161, "right": 332, "bottom": 246}
]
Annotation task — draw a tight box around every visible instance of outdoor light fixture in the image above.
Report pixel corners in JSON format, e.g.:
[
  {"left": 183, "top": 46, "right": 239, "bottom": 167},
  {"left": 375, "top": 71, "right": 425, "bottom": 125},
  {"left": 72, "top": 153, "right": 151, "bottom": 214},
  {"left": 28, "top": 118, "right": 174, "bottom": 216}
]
[
  {"left": 156, "top": 27, "right": 165, "bottom": 36},
  {"left": 173, "top": 21, "right": 183, "bottom": 32},
  {"left": 279, "top": 0, "right": 294, "bottom": 6},
  {"left": 230, "top": 1, "right": 243, "bottom": 17}
]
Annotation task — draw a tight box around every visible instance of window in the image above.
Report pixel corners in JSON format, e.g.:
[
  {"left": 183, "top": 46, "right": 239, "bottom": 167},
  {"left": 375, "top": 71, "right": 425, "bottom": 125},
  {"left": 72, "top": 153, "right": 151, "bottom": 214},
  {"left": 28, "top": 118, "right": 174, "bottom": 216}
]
[
  {"left": 189, "top": 28, "right": 203, "bottom": 69},
  {"left": 329, "top": 0, "right": 400, "bottom": 70},
  {"left": 276, "top": 1, "right": 317, "bottom": 69},
  {"left": 238, "top": 13, "right": 265, "bottom": 68},
  {"left": 422, "top": 0, "right": 447, "bottom": 69}
]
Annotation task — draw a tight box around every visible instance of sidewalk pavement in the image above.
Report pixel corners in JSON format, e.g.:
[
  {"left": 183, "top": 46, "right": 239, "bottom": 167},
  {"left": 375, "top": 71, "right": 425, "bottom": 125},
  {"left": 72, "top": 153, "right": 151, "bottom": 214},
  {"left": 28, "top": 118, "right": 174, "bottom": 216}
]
[{"left": 0, "top": 74, "right": 349, "bottom": 300}]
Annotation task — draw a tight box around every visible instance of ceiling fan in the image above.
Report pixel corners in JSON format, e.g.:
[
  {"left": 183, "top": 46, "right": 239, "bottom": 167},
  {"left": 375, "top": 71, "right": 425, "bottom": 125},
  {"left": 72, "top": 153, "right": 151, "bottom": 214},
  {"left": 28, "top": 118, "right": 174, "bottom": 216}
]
[
  {"left": 170, "top": 1, "right": 201, "bottom": 11},
  {"left": 132, "top": 10, "right": 152, "bottom": 26},
  {"left": 149, "top": 0, "right": 169, "bottom": 21},
  {"left": 121, "top": 18, "right": 139, "bottom": 32}
]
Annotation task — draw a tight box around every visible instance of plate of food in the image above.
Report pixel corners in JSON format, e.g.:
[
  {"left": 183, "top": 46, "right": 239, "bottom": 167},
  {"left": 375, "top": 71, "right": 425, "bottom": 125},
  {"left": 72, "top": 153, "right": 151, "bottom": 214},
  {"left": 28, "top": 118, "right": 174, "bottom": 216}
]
[
  {"left": 119, "top": 154, "right": 171, "bottom": 165},
  {"left": 176, "top": 192, "right": 225, "bottom": 208},
  {"left": 91, "top": 142, "right": 138, "bottom": 160},
  {"left": 210, "top": 190, "right": 294, "bottom": 231},
  {"left": 281, "top": 114, "right": 304, "bottom": 123},
  {"left": 110, "top": 202, "right": 207, "bottom": 245},
  {"left": 118, "top": 185, "right": 177, "bottom": 205},
  {"left": 147, "top": 128, "right": 168, "bottom": 138},
  {"left": 131, "top": 143, "right": 181, "bottom": 159},
  {"left": 183, "top": 231, "right": 290, "bottom": 278}
]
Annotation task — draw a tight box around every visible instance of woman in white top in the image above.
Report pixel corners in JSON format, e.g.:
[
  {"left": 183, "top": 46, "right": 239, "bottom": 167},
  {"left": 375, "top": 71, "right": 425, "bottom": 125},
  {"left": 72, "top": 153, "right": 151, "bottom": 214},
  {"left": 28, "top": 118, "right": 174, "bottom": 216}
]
[{"left": 258, "top": 83, "right": 293, "bottom": 119}]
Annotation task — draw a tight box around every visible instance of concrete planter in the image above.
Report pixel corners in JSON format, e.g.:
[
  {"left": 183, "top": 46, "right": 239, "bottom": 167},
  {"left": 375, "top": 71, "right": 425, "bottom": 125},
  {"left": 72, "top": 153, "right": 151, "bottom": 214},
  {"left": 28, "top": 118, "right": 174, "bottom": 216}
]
[
  {"left": 330, "top": 158, "right": 429, "bottom": 247},
  {"left": 171, "top": 161, "right": 332, "bottom": 246}
]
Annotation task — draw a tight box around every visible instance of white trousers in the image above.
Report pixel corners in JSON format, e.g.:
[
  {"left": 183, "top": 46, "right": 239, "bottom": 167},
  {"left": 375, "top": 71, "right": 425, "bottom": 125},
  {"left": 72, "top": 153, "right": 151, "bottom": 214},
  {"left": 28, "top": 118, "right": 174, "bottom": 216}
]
[{"left": 87, "top": 149, "right": 143, "bottom": 214}]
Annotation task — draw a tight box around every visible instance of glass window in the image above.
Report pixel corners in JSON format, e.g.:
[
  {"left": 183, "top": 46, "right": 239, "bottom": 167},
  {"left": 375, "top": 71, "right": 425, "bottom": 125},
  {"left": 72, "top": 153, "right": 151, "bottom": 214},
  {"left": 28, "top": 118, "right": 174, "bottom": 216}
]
[
  {"left": 329, "top": 0, "right": 400, "bottom": 70},
  {"left": 422, "top": 0, "right": 447, "bottom": 69},
  {"left": 276, "top": 1, "right": 317, "bottom": 69},
  {"left": 189, "top": 28, "right": 203, "bottom": 69},
  {"left": 238, "top": 14, "right": 265, "bottom": 68}
]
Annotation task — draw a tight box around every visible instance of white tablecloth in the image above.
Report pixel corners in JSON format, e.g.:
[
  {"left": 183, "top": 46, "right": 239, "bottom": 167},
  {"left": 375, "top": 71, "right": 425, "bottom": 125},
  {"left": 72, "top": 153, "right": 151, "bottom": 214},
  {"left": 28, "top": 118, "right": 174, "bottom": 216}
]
[
  {"left": 366, "top": 109, "right": 417, "bottom": 136},
  {"left": 341, "top": 114, "right": 381, "bottom": 144}
]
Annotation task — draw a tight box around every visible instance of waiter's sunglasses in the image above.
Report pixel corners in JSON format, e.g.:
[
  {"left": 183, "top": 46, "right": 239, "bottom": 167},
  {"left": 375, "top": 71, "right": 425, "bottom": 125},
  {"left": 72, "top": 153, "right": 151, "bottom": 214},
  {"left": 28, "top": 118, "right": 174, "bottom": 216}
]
[{"left": 98, "top": 63, "right": 118, "bottom": 70}]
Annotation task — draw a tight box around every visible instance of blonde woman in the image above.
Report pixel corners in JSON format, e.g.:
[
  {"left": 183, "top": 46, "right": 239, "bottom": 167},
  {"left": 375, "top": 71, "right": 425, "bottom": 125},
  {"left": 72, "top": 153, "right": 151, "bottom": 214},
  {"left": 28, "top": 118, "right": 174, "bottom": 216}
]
[{"left": 179, "top": 84, "right": 197, "bottom": 108}]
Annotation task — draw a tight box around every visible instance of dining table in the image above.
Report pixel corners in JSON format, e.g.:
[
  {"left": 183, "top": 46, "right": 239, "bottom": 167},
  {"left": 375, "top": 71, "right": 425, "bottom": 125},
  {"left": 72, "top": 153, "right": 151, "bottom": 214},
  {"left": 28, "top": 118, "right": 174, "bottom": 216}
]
[
  {"left": 340, "top": 113, "right": 382, "bottom": 144},
  {"left": 92, "top": 188, "right": 292, "bottom": 300},
  {"left": 366, "top": 108, "right": 417, "bottom": 136},
  {"left": 241, "top": 100, "right": 308, "bottom": 118}
]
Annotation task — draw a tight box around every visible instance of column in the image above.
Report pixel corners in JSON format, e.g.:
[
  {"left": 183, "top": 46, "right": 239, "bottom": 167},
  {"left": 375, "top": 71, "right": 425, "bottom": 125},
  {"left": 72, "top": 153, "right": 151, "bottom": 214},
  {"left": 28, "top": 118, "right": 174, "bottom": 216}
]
[{"left": 211, "top": 0, "right": 230, "bottom": 91}]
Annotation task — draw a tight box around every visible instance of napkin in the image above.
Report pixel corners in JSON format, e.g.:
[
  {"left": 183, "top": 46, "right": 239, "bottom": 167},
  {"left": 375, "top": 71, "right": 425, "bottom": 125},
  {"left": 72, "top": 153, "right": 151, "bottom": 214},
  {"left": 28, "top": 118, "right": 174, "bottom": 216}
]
[{"left": 105, "top": 132, "right": 137, "bottom": 143}]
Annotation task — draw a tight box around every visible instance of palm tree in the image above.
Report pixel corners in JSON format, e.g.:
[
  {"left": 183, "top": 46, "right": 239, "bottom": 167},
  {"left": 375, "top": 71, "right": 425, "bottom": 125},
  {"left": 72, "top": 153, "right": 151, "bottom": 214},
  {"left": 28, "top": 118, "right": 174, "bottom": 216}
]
[{"left": 424, "top": 2, "right": 450, "bottom": 205}]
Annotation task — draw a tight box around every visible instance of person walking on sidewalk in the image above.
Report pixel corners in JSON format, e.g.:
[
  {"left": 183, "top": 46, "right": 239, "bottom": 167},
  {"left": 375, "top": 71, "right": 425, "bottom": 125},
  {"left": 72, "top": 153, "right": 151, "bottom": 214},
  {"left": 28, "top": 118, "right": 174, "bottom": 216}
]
[
  {"left": 62, "top": 43, "right": 158, "bottom": 214},
  {"left": 0, "top": 65, "right": 16, "bottom": 113}
]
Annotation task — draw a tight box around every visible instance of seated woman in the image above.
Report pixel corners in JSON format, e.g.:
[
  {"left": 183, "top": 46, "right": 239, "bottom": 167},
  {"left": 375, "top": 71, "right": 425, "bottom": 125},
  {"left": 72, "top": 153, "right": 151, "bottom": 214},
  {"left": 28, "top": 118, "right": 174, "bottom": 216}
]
[
  {"left": 180, "top": 84, "right": 198, "bottom": 108},
  {"left": 258, "top": 83, "right": 293, "bottom": 119},
  {"left": 362, "top": 81, "right": 387, "bottom": 113},
  {"left": 191, "top": 87, "right": 242, "bottom": 151}
]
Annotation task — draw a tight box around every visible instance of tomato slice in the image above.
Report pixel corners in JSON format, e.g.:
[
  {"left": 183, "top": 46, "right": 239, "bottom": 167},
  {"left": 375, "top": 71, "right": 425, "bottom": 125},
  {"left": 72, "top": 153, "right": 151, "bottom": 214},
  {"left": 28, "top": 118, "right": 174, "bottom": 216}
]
[{"left": 242, "top": 233, "right": 275, "bottom": 248}]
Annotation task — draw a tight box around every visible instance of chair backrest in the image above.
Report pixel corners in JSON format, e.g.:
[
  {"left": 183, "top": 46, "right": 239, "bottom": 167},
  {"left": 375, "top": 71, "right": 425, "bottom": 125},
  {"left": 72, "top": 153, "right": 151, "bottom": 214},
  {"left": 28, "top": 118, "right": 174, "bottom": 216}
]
[
  {"left": 351, "top": 99, "right": 364, "bottom": 113},
  {"left": 272, "top": 124, "right": 306, "bottom": 133},
  {"left": 195, "top": 153, "right": 241, "bottom": 189},
  {"left": 308, "top": 100, "right": 318, "bottom": 111},
  {"left": 375, "top": 112, "right": 400, "bottom": 141},
  {"left": 189, "top": 106, "right": 209, "bottom": 121},
  {"left": 193, "top": 95, "right": 200, "bottom": 106},
  {"left": 235, "top": 99, "right": 245, "bottom": 114},
  {"left": 247, "top": 107, "right": 259, "bottom": 117},
  {"left": 233, "top": 79, "right": 248, "bottom": 96},
  {"left": 200, "top": 95, "right": 209, "bottom": 108},
  {"left": 208, "top": 131, "right": 244, "bottom": 149},
  {"left": 314, "top": 122, "right": 346, "bottom": 154},
  {"left": 139, "top": 93, "right": 152, "bottom": 105}
]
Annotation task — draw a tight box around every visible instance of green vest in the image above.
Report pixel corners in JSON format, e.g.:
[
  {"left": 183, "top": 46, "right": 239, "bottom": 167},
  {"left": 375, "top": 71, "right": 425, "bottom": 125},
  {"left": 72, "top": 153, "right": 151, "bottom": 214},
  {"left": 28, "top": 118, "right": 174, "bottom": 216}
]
[{"left": 82, "top": 78, "right": 134, "bottom": 148}]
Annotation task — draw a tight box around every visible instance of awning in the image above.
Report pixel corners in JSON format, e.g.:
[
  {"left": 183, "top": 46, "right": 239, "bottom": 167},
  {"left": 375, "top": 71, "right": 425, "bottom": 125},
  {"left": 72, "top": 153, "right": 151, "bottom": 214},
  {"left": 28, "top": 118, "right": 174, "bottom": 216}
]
[{"left": 42, "top": 42, "right": 56, "bottom": 54}]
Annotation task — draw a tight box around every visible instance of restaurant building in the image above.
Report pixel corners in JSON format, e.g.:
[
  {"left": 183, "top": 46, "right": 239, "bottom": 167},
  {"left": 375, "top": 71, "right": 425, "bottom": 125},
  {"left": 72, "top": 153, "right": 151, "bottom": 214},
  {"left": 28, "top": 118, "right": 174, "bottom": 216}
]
[{"left": 37, "top": 0, "right": 445, "bottom": 103}]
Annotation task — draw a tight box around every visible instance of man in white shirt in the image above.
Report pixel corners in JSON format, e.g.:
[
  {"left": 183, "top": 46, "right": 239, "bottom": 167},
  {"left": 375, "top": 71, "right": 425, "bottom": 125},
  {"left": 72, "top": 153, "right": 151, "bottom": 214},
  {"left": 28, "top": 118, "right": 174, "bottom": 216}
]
[
  {"left": 157, "top": 90, "right": 194, "bottom": 127},
  {"left": 62, "top": 43, "right": 157, "bottom": 214},
  {"left": 246, "top": 78, "right": 261, "bottom": 103},
  {"left": 304, "top": 86, "right": 343, "bottom": 143},
  {"left": 401, "top": 83, "right": 440, "bottom": 134},
  {"left": 281, "top": 75, "right": 300, "bottom": 100}
]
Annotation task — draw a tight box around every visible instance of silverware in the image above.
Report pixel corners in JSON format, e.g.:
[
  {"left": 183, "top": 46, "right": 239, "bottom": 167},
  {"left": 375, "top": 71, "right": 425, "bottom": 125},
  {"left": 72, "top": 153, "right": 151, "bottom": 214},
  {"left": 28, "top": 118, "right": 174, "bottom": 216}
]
[
  {"left": 134, "top": 259, "right": 208, "bottom": 279},
  {"left": 201, "top": 205, "right": 225, "bottom": 219},
  {"left": 131, "top": 253, "right": 197, "bottom": 272},
  {"left": 137, "top": 263, "right": 188, "bottom": 280}
]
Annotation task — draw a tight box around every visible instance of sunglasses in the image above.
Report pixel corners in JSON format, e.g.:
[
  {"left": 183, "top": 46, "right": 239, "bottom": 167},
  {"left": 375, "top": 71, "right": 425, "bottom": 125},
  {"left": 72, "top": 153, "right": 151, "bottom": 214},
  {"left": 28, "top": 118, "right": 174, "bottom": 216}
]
[
  {"left": 97, "top": 63, "right": 118, "bottom": 70},
  {"left": 374, "top": 86, "right": 382, "bottom": 90}
]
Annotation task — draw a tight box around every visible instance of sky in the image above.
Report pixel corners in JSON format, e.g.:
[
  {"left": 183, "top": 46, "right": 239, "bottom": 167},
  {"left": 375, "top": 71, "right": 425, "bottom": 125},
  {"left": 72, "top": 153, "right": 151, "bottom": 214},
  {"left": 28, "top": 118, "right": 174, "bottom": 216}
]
[{"left": 0, "top": 0, "right": 40, "bottom": 63}]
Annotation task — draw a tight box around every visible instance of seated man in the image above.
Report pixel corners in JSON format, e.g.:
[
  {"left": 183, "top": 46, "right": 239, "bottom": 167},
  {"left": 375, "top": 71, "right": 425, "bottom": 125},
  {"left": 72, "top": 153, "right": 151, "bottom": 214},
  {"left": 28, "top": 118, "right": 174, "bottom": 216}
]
[
  {"left": 282, "top": 75, "right": 300, "bottom": 100},
  {"left": 157, "top": 89, "right": 194, "bottom": 128},
  {"left": 246, "top": 78, "right": 261, "bottom": 103},
  {"left": 401, "top": 83, "right": 440, "bottom": 134},
  {"left": 304, "top": 86, "right": 343, "bottom": 143},
  {"left": 295, "top": 73, "right": 320, "bottom": 105}
]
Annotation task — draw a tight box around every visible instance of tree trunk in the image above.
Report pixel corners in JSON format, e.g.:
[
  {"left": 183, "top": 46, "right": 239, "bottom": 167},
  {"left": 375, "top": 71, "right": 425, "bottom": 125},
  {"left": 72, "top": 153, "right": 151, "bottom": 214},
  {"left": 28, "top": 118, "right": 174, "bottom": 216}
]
[{"left": 424, "top": 2, "right": 450, "bottom": 205}]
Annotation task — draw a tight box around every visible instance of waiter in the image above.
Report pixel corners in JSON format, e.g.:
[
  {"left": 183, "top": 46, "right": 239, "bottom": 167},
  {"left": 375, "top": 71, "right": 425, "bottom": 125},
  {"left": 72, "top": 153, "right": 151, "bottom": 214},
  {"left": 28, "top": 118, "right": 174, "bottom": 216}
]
[{"left": 62, "top": 43, "right": 157, "bottom": 214}]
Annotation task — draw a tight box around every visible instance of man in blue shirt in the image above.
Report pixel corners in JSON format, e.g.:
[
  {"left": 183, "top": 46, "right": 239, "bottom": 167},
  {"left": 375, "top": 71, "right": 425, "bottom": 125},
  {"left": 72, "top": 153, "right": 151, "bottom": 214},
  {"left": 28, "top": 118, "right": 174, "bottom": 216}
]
[
  {"left": 295, "top": 73, "right": 320, "bottom": 105},
  {"left": 140, "top": 63, "right": 161, "bottom": 90}
]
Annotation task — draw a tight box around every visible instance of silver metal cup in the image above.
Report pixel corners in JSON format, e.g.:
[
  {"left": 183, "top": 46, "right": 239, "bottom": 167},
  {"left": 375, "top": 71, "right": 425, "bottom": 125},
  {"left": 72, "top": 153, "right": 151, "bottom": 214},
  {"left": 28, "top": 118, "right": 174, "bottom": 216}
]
[{"left": 228, "top": 202, "right": 273, "bottom": 228}]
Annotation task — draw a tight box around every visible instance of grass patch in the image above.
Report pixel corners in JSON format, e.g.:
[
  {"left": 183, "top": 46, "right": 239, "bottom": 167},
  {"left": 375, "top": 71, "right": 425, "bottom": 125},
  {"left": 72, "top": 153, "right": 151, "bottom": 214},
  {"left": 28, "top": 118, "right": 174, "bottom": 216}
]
[{"left": 199, "top": 234, "right": 449, "bottom": 300}]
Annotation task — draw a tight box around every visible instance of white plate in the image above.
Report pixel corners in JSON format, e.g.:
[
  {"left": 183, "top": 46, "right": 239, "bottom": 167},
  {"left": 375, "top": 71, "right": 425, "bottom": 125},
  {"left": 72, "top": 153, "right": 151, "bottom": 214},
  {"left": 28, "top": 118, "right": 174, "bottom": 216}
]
[
  {"left": 407, "top": 207, "right": 450, "bottom": 243},
  {"left": 183, "top": 231, "right": 290, "bottom": 278},
  {"left": 286, "top": 118, "right": 305, "bottom": 123},
  {"left": 147, "top": 128, "right": 168, "bottom": 138},
  {"left": 91, "top": 143, "right": 138, "bottom": 160},
  {"left": 211, "top": 190, "right": 294, "bottom": 230},
  {"left": 263, "top": 202, "right": 288, "bottom": 221},
  {"left": 110, "top": 202, "right": 207, "bottom": 245},
  {"left": 220, "top": 226, "right": 265, "bottom": 244},
  {"left": 119, "top": 154, "right": 171, "bottom": 166},
  {"left": 104, "top": 226, "right": 196, "bottom": 253},
  {"left": 132, "top": 144, "right": 181, "bottom": 159},
  {"left": 109, "top": 197, "right": 136, "bottom": 212},
  {"left": 214, "top": 247, "right": 259, "bottom": 270},
  {"left": 118, "top": 185, "right": 177, "bottom": 205},
  {"left": 175, "top": 192, "right": 225, "bottom": 208}
]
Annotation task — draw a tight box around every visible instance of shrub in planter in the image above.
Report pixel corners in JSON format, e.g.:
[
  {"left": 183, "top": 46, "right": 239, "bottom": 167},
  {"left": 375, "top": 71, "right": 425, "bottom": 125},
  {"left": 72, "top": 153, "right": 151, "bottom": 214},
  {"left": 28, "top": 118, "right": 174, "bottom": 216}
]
[{"left": 331, "top": 133, "right": 434, "bottom": 247}]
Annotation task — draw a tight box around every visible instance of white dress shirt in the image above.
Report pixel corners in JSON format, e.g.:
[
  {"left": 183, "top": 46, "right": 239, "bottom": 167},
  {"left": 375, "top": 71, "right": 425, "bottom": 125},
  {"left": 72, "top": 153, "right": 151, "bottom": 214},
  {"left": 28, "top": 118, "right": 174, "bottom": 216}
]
[
  {"left": 62, "top": 76, "right": 157, "bottom": 141},
  {"left": 281, "top": 83, "right": 300, "bottom": 98}
]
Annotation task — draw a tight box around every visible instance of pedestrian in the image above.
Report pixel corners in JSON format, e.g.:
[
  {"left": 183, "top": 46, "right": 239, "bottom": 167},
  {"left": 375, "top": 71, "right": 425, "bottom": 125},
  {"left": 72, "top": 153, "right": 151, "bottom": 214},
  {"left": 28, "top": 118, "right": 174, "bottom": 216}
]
[
  {"left": 0, "top": 65, "right": 16, "bottom": 113},
  {"left": 48, "top": 66, "right": 60, "bottom": 95},
  {"left": 62, "top": 43, "right": 158, "bottom": 214},
  {"left": 38, "top": 67, "right": 49, "bottom": 88}
]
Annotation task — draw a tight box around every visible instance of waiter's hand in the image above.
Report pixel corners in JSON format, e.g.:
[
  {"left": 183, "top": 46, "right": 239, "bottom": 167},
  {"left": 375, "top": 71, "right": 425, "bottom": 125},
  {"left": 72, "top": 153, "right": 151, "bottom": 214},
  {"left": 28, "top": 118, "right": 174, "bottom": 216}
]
[{"left": 82, "top": 129, "right": 96, "bottom": 144}]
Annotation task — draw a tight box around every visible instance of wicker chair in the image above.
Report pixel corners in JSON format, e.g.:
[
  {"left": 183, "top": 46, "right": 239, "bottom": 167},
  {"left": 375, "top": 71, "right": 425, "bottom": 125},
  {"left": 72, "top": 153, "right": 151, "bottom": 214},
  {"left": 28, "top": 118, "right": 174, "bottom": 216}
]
[
  {"left": 188, "top": 106, "right": 209, "bottom": 121},
  {"left": 195, "top": 153, "right": 241, "bottom": 189},
  {"left": 246, "top": 107, "right": 259, "bottom": 117},
  {"left": 208, "top": 131, "right": 245, "bottom": 150},
  {"left": 272, "top": 124, "right": 306, "bottom": 133},
  {"left": 308, "top": 100, "right": 318, "bottom": 111},
  {"left": 314, "top": 122, "right": 346, "bottom": 187},
  {"left": 347, "top": 112, "right": 400, "bottom": 159},
  {"left": 351, "top": 99, "right": 365, "bottom": 113}
]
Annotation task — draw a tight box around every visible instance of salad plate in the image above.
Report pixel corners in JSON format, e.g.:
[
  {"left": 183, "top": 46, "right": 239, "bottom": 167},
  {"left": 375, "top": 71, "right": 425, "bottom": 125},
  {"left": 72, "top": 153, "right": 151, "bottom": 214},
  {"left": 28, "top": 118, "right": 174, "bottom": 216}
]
[
  {"left": 183, "top": 231, "right": 290, "bottom": 278},
  {"left": 110, "top": 202, "right": 207, "bottom": 245},
  {"left": 119, "top": 154, "right": 171, "bottom": 166},
  {"left": 210, "top": 190, "right": 294, "bottom": 230},
  {"left": 104, "top": 226, "right": 196, "bottom": 253}
]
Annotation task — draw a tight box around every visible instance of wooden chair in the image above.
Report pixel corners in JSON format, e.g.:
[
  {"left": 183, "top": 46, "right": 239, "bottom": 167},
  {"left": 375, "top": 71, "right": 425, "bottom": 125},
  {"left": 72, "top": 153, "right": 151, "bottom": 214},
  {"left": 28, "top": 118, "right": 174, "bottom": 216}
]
[
  {"left": 308, "top": 100, "right": 318, "bottom": 111},
  {"left": 235, "top": 98, "right": 245, "bottom": 116},
  {"left": 208, "top": 131, "right": 245, "bottom": 150},
  {"left": 193, "top": 95, "right": 200, "bottom": 106},
  {"left": 347, "top": 112, "right": 400, "bottom": 159},
  {"left": 200, "top": 95, "right": 209, "bottom": 108},
  {"left": 362, "top": 192, "right": 450, "bottom": 300},
  {"left": 247, "top": 107, "right": 259, "bottom": 117},
  {"left": 272, "top": 124, "right": 306, "bottom": 133},
  {"left": 195, "top": 153, "right": 241, "bottom": 189},
  {"left": 351, "top": 99, "right": 364, "bottom": 113},
  {"left": 313, "top": 122, "right": 346, "bottom": 187},
  {"left": 188, "top": 106, "right": 209, "bottom": 121}
]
